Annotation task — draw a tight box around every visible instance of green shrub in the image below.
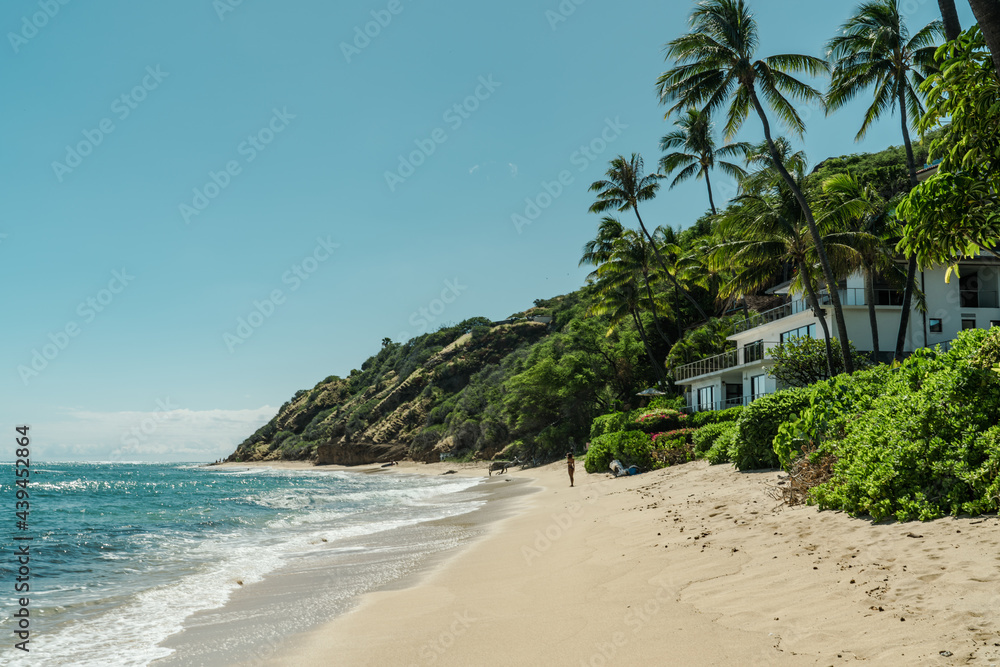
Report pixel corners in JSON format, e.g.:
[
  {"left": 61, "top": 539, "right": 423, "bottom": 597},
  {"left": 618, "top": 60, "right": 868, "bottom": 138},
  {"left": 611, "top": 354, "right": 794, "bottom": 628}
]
[
  {"left": 692, "top": 422, "right": 731, "bottom": 455},
  {"left": 648, "top": 395, "right": 686, "bottom": 411},
  {"left": 809, "top": 362, "right": 1000, "bottom": 521},
  {"left": 689, "top": 406, "right": 743, "bottom": 428},
  {"left": 651, "top": 428, "right": 696, "bottom": 449},
  {"left": 705, "top": 424, "right": 737, "bottom": 465},
  {"left": 732, "top": 389, "right": 812, "bottom": 470},
  {"left": 630, "top": 408, "right": 688, "bottom": 433},
  {"left": 584, "top": 431, "right": 653, "bottom": 473},
  {"left": 273, "top": 430, "right": 294, "bottom": 445},
  {"left": 767, "top": 336, "right": 872, "bottom": 388},
  {"left": 589, "top": 411, "right": 640, "bottom": 440}
]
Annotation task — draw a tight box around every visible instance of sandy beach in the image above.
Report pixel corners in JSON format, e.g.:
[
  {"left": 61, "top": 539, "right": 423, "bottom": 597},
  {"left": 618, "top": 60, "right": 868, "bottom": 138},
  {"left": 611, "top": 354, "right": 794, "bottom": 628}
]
[{"left": 240, "top": 459, "right": 1000, "bottom": 667}]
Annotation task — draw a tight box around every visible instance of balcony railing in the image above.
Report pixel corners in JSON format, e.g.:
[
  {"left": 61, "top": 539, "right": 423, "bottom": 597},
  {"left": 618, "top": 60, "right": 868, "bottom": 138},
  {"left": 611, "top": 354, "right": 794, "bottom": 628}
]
[
  {"left": 682, "top": 392, "right": 773, "bottom": 414},
  {"left": 735, "top": 288, "right": 912, "bottom": 334},
  {"left": 672, "top": 340, "right": 777, "bottom": 381},
  {"left": 735, "top": 299, "right": 812, "bottom": 334}
]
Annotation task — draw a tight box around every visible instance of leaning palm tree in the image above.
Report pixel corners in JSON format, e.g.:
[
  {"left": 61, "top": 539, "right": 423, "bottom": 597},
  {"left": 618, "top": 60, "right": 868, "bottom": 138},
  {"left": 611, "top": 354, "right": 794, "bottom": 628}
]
[
  {"left": 659, "top": 108, "right": 750, "bottom": 215},
  {"left": 590, "top": 227, "right": 675, "bottom": 345},
  {"left": 579, "top": 216, "right": 625, "bottom": 274},
  {"left": 827, "top": 0, "right": 942, "bottom": 362},
  {"left": 589, "top": 153, "right": 709, "bottom": 319},
  {"left": 711, "top": 183, "right": 854, "bottom": 380},
  {"left": 740, "top": 137, "right": 808, "bottom": 196},
  {"left": 938, "top": 0, "right": 962, "bottom": 41},
  {"left": 656, "top": 0, "right": 855, "bottom": 373},
  {"left": 589, "top": 279, "right": 669, "bottom": 386},
  {"left": 968, "top": 0, "right": 1000, "bottom": 78},
  {"left": 820, "top": 173, "right": 907, "bottom": 360}
]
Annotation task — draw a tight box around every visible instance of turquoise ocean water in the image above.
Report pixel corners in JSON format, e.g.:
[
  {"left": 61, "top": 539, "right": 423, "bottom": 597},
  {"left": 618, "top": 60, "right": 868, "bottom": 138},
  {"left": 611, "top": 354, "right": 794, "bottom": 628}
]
[{"left": 0, "top": 463, "right": 483, "bottom": 666}]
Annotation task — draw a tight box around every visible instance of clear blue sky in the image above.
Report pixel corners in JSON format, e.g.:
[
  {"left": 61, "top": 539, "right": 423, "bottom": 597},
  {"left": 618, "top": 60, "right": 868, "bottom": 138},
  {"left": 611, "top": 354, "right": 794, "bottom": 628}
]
[{"left": 1, "top": 0, "right": 974, "bottom": 461}]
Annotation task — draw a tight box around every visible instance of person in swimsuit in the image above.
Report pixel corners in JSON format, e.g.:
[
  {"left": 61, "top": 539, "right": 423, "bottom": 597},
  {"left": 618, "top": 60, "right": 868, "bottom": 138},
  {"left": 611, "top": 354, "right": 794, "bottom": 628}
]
[{"left": 567, "top": 451, "right": 575, "bottom": 487}]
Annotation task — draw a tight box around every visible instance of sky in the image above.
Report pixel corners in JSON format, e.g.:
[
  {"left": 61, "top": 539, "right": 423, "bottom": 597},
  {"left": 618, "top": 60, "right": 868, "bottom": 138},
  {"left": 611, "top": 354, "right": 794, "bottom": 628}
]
[{"left": 1, "top": 0, "right": 975, "bottom": 461}]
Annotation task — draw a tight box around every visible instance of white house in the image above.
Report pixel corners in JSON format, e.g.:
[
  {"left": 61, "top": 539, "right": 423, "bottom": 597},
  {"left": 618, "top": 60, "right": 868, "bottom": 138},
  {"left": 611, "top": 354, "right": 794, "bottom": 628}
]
[{"left": 674, "top": 258, "right": 1000, "bottom": 412}]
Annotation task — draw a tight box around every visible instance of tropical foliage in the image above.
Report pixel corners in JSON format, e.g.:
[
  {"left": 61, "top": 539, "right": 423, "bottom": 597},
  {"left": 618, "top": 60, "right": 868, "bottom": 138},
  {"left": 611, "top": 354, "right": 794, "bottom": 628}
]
[{"left": 232, "top": 1, "right": 1000, "bottom": 526}]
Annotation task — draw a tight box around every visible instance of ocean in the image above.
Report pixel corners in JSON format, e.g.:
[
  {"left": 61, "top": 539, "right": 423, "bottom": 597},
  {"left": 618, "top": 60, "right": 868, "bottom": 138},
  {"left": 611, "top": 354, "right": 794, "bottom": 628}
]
[{"left": 0, "top": 462, "right": 485, "bottom": 666}]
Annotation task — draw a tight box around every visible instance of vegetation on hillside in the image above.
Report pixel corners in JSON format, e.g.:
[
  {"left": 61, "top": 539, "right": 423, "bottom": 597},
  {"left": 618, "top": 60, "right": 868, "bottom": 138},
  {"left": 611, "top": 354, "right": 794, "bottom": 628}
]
[{"left": 231, "top": 1, "right": 1000, "bottom": 523}]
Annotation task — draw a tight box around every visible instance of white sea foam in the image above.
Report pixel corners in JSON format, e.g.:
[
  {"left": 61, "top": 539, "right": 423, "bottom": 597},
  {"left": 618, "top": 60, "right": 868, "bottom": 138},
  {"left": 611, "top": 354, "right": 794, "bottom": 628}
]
[{"left": 4, "top": 467, "right": 484, "bottom": 667}]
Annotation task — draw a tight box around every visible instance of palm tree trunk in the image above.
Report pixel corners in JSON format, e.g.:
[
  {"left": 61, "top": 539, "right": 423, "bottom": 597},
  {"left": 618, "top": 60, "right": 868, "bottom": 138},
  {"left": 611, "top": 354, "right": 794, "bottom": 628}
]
[
  {"left": 865, "top": 270, "right": 880, "bottom": 360},
  {"left": 640, "top": 267, "right": 673, "bottom": 345},
  {"left": 704, "top": 168, "right": 718, "bottom": 215},
  {"left": 632, "top": 207, "right": 709, "bottom": 320},
  {"left": 894, "top": 83, "right": 921, "bottom": 363},
  {"left": 747, "top": 87, "right": 855, "bottom": 374},
  {"left": 631, "top": 308, "right": 667, "bottom": 385},
  {"left": 799, "top": 260, "right": 834, "bottom": 379},
  {"left": 969, "top": 0, "right": 1000, "bottom": 78},
  {"left": 939, "top": 0, "right": 963, "bottom": 40}
]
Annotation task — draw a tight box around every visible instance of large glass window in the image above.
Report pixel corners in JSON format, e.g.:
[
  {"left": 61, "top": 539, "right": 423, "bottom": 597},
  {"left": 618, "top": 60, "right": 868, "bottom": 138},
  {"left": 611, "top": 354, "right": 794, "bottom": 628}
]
[
  {"left": 780, "top": 324, "right": 816, "bottom": 343},
  {"left": 751, "top": 375, "right": 766, "bottom": 400},
  {"left": 960, "top": 272, "right": 981, "bottom": 308},
  {"left": 697, "top": 386, "right": 715, "bottom": 412}
]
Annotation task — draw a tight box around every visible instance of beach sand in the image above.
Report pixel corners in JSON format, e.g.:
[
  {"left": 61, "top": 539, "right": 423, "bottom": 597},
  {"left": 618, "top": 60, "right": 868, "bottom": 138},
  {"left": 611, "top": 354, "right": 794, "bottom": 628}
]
[{"left": 252, "top": 459, "right": 1000, "bottom": 667}]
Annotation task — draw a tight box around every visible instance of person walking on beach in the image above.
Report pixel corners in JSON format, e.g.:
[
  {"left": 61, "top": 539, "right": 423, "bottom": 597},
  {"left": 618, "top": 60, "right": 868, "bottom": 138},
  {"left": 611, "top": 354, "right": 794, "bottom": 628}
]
[{"left": 567, "top": 452, "right": 575, "bottom": 487}]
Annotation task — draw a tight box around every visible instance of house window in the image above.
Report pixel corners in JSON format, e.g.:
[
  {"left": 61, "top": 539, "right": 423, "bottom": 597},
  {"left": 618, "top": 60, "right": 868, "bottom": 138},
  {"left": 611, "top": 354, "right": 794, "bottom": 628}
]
[
  {"left": 962, "top": 319, "right": 977, "bottom": 330},
  {"left": 929, "top": 319, "right": 943, "bottom": 333},
  {"left": 780, "top": 324, "right": 816, "bottom": 343},
  {"left": 697, "top": 386, "right": 715, "bottom": 412},
  {"left": 725, "top": 383, "right": 742, "bottom": 407},
  {"left": 750, "top": 375, "right": 766, "bottom": 401},
  {"left": 960, "top": 272, "right": 980, "bottom": 308},
  {"left": 958, "top": 272, "right": 998, "bottom": 308},
  {"left": 991, "top": 320, "right": 1000, "bottom": 328}
]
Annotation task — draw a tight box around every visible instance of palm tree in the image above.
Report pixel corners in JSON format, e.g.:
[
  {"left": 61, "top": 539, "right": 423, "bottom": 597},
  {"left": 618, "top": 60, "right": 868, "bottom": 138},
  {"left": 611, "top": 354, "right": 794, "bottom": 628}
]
[
  {"left": 589, "top": 153, "right": 709, "bottom": 320},
  {"left": 656, "top": 0, "right": 855, "bottom": 374},
  {"left": 820, "top": 173, "right": 905, "bottom": 360},
  {"left": 585, "top": 225, "right": 675, "bottom": 345},
  {"left": 590, "top": 280, "right": 668, "bottom": 386},
  {"left": 659, "top": 108, "right": 750, "bottom": 215},
  {"left": 579, "top": 216, "right": 625, "bottom": 274},
  {"left": 968, "top": 0, "right": 1000, "bottom": 78},
  {"left": 939, "top": 0, "right": 962, "bottom": 40},
  {"left": 740, "top": 137, "right": 808, "bottom": 196},
  {"left": 827, "top": 0, "right": 942, "bottom": 362},
  {"left": 711, "top": 182, "right": 855, "bottom": 380}
]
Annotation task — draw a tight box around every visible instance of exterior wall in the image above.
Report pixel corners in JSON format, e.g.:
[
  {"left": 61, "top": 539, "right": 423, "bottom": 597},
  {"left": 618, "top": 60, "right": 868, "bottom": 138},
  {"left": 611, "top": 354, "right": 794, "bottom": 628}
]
[
  {"left": 922, "top": 265, "right": 1000, "bottom": 347},
  {"left": 676, "top": 260, "right": 1000, "bottom": 411}
]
